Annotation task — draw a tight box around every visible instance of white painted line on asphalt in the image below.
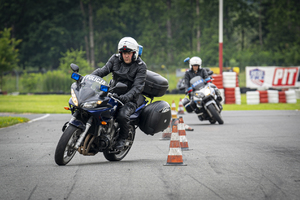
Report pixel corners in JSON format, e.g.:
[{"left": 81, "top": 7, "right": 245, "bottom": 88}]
[{"left": 28, "top": 114, "right": 50, "bottom": 123}]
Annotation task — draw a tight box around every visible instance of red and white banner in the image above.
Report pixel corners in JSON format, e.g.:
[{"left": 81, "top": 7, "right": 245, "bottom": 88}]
[{"left": 246, "top": 66, "right": 300, "bottom": 88}]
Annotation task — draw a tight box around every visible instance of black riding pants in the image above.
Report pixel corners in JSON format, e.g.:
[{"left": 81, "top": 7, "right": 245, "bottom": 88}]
[{"left": 116, "top": 102, "right": 137, "bottom": 139}]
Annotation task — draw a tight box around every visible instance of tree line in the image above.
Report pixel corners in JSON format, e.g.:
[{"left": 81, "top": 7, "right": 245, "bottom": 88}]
[{"left": 1, "top": 0, "right": 300, "bottom": 75}]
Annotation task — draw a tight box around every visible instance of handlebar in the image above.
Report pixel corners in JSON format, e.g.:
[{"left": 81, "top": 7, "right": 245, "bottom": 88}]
[{"left": 107, "top": 93, "right": 124, "bottom": 106}]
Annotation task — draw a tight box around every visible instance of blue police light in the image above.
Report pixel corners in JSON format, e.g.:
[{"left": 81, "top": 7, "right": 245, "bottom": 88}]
[
  {"left": 184, "top": 57, "right": 190, "bottom": 63},
  {"left": 100, "top": 85, "right": 108, "bottom": 92},
  {"left": 205, "top": 77, "right": 212, "bottom": 83},
  {"left": 138, "top": 45, "right": 143, "bottom": 57},
  {"left": 71, "top": 72, "right": 80, "bottom": 81}
]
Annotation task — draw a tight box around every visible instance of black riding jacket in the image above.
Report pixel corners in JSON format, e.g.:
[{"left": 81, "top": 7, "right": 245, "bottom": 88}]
[
  {"left": 91, "top": 54, "right": 147, "bottom": 104},
  {"left": 184, "top": 68, "right": 209, "bottom": 90}
]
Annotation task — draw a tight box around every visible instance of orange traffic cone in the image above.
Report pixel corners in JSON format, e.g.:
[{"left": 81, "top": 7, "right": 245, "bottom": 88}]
[
  {"left": 178, "top": 98, "right": 185, "bottom": 114},
  {"left": 171, "top": 118, "right": 179, "bottom": 126},
  {"left": 160, "top": 121, "right": 172, "bottom": 140},
  {"left": 178, "top": 117, "right": 190, "bottom": 151},
  {"left": 164, "top": 124, "right": 187, "bottom": 166},
  {"left": 171, "top": 100, "right": 178, "bottom": 119},
  {"left": 161, "top": 118, "right": 179, "bottom": 140}
]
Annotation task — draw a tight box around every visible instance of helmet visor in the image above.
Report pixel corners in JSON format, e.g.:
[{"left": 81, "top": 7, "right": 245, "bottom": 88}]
[{"left": 119, "top": 46, "right": 133, "bottom": 53}]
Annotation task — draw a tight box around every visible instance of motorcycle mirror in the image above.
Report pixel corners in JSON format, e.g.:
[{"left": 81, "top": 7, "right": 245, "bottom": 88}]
[
  {"left": 110, "top": 82, "right": 128, "bottom": 95},
  {"left": 70, "top": 63, "right": 79, "bottom": 72}
]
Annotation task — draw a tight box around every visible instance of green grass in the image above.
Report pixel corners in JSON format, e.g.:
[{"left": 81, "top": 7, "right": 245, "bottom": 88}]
[
  {"left": 0, "top": 116, "right": 29, "bottom": 128},
  {"left": 0, "top": 94, "right": 298, "bottom": 128},
  {"left": 0, "top": 95, "right": 71, "bottom": 113},
  {"left": 0, "top": 94, "right": 299, "bottom": 114}
]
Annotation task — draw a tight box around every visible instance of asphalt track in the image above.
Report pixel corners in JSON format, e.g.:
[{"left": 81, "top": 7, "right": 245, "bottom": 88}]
[{"left": 0, "top": 110, "right": 300, "bottom": 200}]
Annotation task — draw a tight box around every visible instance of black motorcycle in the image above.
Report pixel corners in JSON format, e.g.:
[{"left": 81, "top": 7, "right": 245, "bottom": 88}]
[{"left": 54, "top": 64, "right": 171, "bottom": 165}]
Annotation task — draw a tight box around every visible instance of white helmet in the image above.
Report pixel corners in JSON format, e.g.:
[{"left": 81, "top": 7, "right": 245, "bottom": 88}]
[
  {"left": 189, "top": 56, "right": 202, "bottom": 69},
  {"left": 118, "top": 37, "right": 139, "bottom": 61}
]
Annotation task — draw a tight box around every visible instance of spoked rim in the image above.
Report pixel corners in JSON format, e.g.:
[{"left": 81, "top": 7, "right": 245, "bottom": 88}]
[
  {"left": 62, "top": 129, "right": 80, "bottom": 163},
  {"left": 113, "top": 130, "right": 134, "bottom": 159}
]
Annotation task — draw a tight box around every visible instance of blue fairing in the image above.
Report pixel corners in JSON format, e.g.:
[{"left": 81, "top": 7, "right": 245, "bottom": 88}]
[
  {"left": 69, "top": 118, "right": 86, "bottom": 130},
  {"left": 68, "top": 74, "right": 148, "bottom": 126}
]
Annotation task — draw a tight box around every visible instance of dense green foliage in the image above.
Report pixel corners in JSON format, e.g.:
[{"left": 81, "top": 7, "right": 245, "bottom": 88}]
[
  {"left": 0, "top": 28, "right": 22, "bottom": 74},
  {"left": 1, "top": 0, "right": 300, "bottom": 93},
  {"left": 1, "top": 0, "right": 300, "bottom": 71}
]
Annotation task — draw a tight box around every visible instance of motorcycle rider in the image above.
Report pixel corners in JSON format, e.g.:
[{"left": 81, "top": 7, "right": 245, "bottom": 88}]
[
  {"left": 91, "top": 37, "right": 147, "bottom": 150},
  {"left": 184, "top": 56, "right": 209, "bottom": 95},
  {"left": 184, "top": 56, "right": 222, "bottom": 104}
]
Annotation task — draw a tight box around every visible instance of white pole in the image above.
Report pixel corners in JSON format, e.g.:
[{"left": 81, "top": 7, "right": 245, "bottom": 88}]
[{"left": 219, "top": 0, "right": 223, "bottom": 74}]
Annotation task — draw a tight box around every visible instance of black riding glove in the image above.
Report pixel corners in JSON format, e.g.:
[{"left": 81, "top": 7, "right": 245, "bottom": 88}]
[
  {"left": 112, "top": 93, "right": 119, "bottom": 99},
  {"left": 119, "top": 95, "right": 129, "bottom": 104}
]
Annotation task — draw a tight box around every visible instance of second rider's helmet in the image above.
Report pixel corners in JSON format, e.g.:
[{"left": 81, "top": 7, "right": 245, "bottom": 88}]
[
  {"left": 189, "top": 56, "right": 202, "bottom": 69},
  {"left": 118, "top": 37, "right": 139, "bottom": 61}
]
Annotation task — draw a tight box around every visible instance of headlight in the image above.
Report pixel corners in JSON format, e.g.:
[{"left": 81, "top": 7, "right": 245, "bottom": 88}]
[
  {"left": 82, "top": 101, "right": 102, "bottom": 109},
  {"left": 204, "top": 87, "right": 211, "bottom": 96},
  {"left": 71, "top": 89, "right": 78, "bottom": 106}
]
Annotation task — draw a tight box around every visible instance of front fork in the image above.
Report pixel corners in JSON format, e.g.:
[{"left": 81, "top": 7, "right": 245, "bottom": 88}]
[
  {"left": 74, "top": 116, "right": 93, "bottom": 149},
  {"left": 63, "top": 110, "right": 94, "bottom": 149}
]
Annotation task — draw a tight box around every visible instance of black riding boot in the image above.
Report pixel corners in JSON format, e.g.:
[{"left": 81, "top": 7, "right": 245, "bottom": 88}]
[{"left": 115, "top": 102, "right": 136, "bottom": 150}]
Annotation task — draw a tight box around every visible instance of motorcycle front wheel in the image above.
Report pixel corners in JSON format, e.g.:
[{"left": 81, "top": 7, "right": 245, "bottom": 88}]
[
  {"left": 103, "top": 125, "right": 135, "bottom": 161},
  {"left": 207, "top": 104, "right": 224, "bottom": 125},
  {"left": 54, "top": 124, "right": 82, "bottom": 165}
]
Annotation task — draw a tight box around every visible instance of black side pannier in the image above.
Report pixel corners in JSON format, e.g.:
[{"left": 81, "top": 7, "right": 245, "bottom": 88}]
[
  {"left": 142, "top": 70, "right": 168, "bottom": 98},
  {"left": 182, "top": 97, "right": 194, "bottom": 113},
  {"left": 139, "top": 101, "right": 171, "bottom": 135}
]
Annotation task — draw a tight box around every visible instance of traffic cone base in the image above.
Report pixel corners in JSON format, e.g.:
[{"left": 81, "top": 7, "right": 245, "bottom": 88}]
[{"left": 184, "top": 124, "right": 194, "bottom": 131}]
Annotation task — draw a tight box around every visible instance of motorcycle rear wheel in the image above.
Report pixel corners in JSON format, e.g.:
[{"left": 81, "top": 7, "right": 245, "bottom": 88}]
[
  {"left": 103, "top": 125, "right": 135, "bottom": 161},
  {"left": 207, "top": 104, "right": 224, "bottom": 125},
  {"left": 55, "top": 124, "right": 81, "bottom": 165}
]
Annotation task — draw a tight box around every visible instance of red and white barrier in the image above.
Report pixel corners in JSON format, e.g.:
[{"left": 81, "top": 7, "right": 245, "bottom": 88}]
[
  {"left": 246, "top": 91, "right": 260, "bottom": 104},
  {"left": 248, "top": 90, "right": 297, "bottom": 104},
  {"left": 223, "top": 72, "right": 237, "bottom": 88},
  {"left": 235, "top": 87, "right": 241, "bottom": 105},
  {"left": 258, "top": 91, "right": 268, "bottom": 103},
  {"left": 213, "top": 71, "right": 298, "bottom": 105},
  {"left": 278, "top": 91, "right": 286, "bottom": 103},
  {"left": 268, "top": 90, "right": 279, "bottom": 103},
  {"left": 222, "top": 72, "right": 241, "bottom": 104},
  {"left": 285, "top": 90, "right": 297, "bottom": 103},
  {"left": 211, "top": 74, "right": 223, "bottom": 89}
]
